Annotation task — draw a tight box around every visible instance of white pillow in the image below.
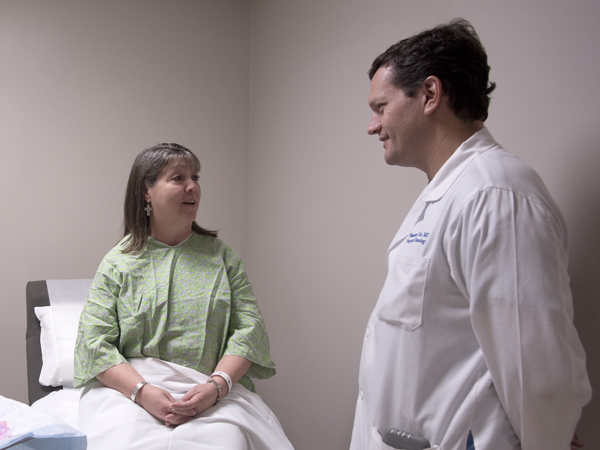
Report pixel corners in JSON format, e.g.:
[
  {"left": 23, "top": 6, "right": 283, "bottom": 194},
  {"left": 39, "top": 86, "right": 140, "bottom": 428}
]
[
  {"left": 34, "top": 306, "right": 60, "bottom": 386},
  {"left": 34, "top": 304, "right": 84, "bottom": 387}
]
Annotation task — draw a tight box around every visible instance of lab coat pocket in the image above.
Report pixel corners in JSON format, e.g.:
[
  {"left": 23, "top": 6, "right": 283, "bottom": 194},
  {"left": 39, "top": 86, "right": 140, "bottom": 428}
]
[
  {"left": 376, "top": 254, "right": 429, "bottom": 331},
  {"left": 369, "top": 427, "right": 440, "bottom": 450},
  {"left": 369, "top": 427, "right": 397, "bottom": 450}
]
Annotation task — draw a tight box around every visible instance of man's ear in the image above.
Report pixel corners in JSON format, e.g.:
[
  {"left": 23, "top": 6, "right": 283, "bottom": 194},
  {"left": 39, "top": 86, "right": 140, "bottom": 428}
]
[{"left": 422, "top": 75, "right": 443, "bottom": 116}]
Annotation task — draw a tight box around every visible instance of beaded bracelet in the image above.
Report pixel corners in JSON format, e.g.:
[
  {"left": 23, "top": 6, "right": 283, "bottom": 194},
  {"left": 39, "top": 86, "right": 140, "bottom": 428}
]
[
  {"left": 211, "top": 371, "right": 233, "bottom": 393},
  {"left": 206, "top": 378, "right": 223, "bottom": 405}
]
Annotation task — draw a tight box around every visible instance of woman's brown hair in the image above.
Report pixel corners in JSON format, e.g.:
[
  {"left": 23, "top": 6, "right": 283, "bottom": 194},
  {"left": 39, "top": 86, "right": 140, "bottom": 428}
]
[{"left": 121, "top": 143, "right": 217, "bottom": 254}]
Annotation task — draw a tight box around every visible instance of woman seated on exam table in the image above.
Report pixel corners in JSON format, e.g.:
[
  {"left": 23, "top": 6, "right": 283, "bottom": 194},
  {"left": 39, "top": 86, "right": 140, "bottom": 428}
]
[{"left": 74, "top": 143, "right": 293, "bottom": 450}]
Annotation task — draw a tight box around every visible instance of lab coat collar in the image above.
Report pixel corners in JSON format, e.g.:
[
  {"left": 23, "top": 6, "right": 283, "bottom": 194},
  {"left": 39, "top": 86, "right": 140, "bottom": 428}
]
[
  {"left": 388, "top": 128, "right": 498, "bottom": 252},
  {"left": 425, "top": 127, "right": 498, "bottom": 203}
]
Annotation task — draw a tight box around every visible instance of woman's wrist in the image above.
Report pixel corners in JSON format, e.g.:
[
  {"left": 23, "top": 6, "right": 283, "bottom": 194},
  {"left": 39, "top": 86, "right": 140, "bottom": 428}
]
[
  {"left": 131, "top": 381, "right": 149, "bottom": 403},
  {"left": 211, "top": 371, "right": 232, "bottom": 394},
  {"left": 206, "top": 378, "right": 224, "bottom": 405}
]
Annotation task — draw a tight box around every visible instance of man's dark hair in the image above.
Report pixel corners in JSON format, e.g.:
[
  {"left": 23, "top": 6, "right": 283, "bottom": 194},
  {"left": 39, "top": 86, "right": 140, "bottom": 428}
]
[{"left": 368, "top": 19, "right": 496, "bottom": 122}]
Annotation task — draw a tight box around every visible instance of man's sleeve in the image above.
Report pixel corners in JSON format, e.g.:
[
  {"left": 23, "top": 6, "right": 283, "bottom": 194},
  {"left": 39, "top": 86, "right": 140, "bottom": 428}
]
[{"left": 449, "top": 187, "right": 591, "bottom": 449}]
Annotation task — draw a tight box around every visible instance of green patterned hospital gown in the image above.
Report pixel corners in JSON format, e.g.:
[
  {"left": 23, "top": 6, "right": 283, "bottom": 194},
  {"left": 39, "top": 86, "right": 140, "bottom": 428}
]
[{"left": 74, "top": 233, "right": 275, "bottom": 392}]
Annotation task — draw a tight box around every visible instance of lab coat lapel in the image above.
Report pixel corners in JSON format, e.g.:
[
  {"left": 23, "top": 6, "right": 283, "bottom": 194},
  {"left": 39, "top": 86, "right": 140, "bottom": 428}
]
[
  {"left": 387, "top": 128, "right": 498, "bottom": 255},
  {"left": 387, "top": 185, "right": 431, "bottom": 255}
]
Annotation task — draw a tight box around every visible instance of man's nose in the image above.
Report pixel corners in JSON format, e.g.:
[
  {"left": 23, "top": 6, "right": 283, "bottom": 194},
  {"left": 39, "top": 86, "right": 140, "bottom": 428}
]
[{"left": 367, "top": 115, "right": 380, "bottom": 135}]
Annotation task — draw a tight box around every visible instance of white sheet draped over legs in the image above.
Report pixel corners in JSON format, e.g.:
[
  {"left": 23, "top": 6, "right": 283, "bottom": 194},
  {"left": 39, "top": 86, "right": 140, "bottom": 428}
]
[{"left": 79, "top": 358, "right": 294, "bottom": 450}]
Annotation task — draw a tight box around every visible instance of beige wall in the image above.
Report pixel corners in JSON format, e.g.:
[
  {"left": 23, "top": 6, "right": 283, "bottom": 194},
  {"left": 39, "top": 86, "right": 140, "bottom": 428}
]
[
  {"left": 0, "top": 0, "right": 251, "bottom": 400},
  {"left": 1, "top": 1, "right": 599, "bottom": 449},
  {"left": 248, "top": 1, "right": 600, "bottom": 449}
]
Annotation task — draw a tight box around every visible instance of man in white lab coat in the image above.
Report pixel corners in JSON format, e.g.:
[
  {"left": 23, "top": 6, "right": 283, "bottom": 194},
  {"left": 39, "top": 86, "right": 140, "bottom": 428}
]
[{"left": 350, "top": 19, "right": 591, "bottom": 450}]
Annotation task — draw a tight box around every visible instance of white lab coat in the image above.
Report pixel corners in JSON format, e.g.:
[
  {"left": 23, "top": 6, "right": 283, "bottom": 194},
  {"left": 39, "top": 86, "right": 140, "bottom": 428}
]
[{"left": 350, "top": 128, "right": 591, "bottom": 450}]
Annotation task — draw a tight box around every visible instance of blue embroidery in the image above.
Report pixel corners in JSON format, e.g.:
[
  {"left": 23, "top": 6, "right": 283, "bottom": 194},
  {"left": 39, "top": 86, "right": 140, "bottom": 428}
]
[{"left": 407, "top": 231, "right": 429, "bottom": 244}]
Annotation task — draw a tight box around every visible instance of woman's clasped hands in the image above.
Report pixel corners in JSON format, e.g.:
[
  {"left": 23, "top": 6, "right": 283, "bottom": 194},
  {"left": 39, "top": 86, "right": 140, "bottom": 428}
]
[{"left": 136, "top": 381, "right": 228, "bottom": 427}]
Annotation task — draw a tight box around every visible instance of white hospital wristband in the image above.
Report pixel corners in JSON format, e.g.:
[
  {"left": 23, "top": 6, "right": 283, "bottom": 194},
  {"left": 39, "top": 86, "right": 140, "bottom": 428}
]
[{"left": 211, "top": 371, "right": 232, "bottom": 393}]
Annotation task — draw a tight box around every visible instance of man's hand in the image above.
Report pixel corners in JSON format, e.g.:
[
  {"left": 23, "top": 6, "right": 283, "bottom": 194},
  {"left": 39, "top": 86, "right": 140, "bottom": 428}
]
[{"left": 571, "top": 433, "right": 584, "bottom": 448}]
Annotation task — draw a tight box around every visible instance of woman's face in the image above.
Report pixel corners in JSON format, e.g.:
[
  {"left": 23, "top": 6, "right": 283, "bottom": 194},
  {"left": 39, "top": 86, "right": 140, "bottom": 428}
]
[{"left": 144, "top": 160, "right": 200, "bottom": 240}]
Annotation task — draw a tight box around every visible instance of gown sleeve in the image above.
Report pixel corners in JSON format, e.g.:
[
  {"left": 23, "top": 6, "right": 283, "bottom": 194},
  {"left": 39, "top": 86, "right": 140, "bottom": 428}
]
[
  {"left": 448, "top": 187, "right": 591, "bottom": 449},
  {"left": 218, "top": 240, "right": 276, "bottom": 380},
  {"left": 73, "top": 257, "right": 128, "bottom": 388}
]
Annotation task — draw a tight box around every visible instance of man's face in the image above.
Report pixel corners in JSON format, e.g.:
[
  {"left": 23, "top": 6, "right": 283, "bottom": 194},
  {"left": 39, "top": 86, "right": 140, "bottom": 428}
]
[{"left": 367, "top": 67, "right": 427, "bottom": 168}]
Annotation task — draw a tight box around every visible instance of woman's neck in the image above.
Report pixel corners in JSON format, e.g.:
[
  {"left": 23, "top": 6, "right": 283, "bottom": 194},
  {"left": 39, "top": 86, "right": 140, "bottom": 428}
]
[{"left": 149, "top": 225, "right": 193, "bottom": 247}]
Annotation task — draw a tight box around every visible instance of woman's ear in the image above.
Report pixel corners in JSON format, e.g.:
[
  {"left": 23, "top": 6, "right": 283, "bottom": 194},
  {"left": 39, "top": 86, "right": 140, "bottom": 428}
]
[{"left": 422, "top": 75, "right": 442, "bottom": 116}]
